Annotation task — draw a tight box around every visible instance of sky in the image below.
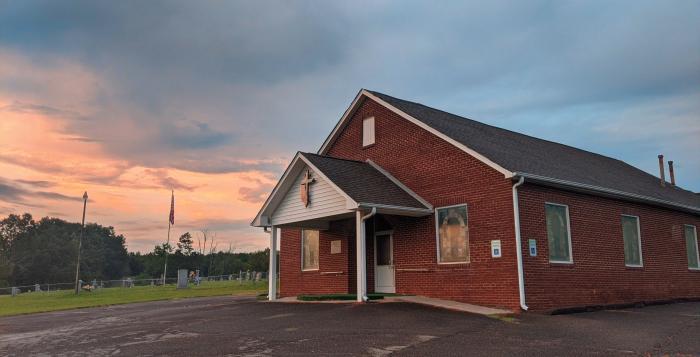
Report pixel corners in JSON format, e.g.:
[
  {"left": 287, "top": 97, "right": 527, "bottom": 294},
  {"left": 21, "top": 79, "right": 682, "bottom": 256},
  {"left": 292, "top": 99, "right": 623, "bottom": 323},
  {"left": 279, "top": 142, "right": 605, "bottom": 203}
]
[{"left": 0, "top": 1, "right": 698, "bottom": 253}]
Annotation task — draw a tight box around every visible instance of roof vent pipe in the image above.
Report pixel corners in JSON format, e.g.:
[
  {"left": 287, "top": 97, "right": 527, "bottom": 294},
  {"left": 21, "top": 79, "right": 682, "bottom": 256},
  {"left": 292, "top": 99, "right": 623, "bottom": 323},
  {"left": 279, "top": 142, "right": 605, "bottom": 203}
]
[
  {"left": 658, "top": 155, "right": 666, "bottom": 187},
  {"left": 668, "top": 160, "right": 676, "bottom": 186}
]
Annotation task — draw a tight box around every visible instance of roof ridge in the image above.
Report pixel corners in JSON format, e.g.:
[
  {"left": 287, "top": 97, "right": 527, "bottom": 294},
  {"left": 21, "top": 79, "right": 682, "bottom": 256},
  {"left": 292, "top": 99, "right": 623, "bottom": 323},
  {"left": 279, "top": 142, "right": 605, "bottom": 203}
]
[
  {"left": 368, "top": 90, "right": 691, "bottom": 194},
  {"left": 368, "top": 90, "right": 621, "bottom": 161}
]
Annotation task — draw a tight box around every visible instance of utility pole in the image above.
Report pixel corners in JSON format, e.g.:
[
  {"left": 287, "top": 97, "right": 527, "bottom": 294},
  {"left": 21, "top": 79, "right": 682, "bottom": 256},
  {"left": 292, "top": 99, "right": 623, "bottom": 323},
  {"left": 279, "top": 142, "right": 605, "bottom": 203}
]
[{"left": 75, "top": 191, "right": 88, "bottom": 294}]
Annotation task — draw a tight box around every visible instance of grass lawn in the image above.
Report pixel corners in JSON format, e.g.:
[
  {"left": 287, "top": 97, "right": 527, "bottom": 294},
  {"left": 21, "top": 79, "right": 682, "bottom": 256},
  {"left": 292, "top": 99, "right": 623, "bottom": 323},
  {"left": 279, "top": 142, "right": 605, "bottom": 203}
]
[{"left": 0, "top": 280, "right": 267, "bottom": 317}]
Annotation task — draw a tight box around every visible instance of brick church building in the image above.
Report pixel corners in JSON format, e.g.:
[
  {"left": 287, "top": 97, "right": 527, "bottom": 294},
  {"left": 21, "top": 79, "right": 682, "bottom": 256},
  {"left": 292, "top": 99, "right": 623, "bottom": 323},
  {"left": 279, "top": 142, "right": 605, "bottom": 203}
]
[{"left": 252, "top": 89, "right": 700, "bottom": 312}]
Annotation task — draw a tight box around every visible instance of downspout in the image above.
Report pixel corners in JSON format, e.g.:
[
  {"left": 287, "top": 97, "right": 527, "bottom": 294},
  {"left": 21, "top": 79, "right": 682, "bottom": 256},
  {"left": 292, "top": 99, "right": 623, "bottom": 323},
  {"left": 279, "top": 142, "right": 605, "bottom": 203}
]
[
  {"left": 359, "top": 207, "right": 377, "bottom": 302},
  {"left": 512, "top": 176, "right": 528, "bottom": 311}
]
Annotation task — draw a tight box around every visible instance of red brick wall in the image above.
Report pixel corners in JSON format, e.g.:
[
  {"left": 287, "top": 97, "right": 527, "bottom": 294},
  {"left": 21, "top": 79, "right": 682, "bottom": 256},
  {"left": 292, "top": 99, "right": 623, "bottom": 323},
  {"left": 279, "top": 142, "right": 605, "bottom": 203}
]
[
  {"left": 519, "top": 184, "right": 700, "bottom": 312},
  {"left": 277, "top": 95, "right": 700, "bottom": 312},
  {"left": 322, "top": 97, "right": 521, "bottom": 310},
  {"left": 279, "top": 219, "right": 356, "bottom": 297}
]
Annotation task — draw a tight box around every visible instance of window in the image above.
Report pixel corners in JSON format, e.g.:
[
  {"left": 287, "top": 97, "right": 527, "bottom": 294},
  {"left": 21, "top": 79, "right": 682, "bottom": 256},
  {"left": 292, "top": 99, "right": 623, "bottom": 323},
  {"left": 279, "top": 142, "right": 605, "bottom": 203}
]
[
  {"left": 362, "top": 117, "right": 375, "bottom": 147},
  {"left": 435, "top": 204, "right": 469, "bottom": 263},
  {"left": 301, "top": 230, "right": 319, "bottom": 271},
  {"left": 545, "top": 203, "right": 572, "bottom": 263},
  {"left": 685, "top": 225, "right": 699, "bottom": 270},
  {"left": 376, "top": 234, "right": 392, "bottom": 266},
  {"left": 621, "top": 215, "right": 643, "bottom": 267}
]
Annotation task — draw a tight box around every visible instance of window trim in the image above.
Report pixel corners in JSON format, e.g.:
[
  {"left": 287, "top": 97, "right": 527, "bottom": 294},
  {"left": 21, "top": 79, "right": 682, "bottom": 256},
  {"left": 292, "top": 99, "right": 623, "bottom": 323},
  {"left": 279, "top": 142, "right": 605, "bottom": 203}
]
[
  {"left": 685, "top": 224, "right": 700, "bottom": 271},
  {"left": 301, "top": 229, "right": 320, "bottom": 272},
  {"left": 544, "top": 202, "right": 574, "bottom": 264},
  {"left": 434, "top": 203, "right": 470, "bottom": 265},
  {"left": 362, "top": 116, "right": 375, "bottom": 147},
  {"left": 621, "top": 214, "right": 643, "bottom": 268}
]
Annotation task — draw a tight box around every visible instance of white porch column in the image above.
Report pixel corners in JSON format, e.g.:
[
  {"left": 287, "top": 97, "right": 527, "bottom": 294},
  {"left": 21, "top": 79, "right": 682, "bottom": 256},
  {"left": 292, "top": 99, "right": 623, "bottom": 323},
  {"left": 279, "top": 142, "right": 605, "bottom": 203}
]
[
  {"left": 268, "top": 226, "right": 278, "bottom": 301},
  {"left": 355, "top": 211, "right": 367, "bottom": 302}
]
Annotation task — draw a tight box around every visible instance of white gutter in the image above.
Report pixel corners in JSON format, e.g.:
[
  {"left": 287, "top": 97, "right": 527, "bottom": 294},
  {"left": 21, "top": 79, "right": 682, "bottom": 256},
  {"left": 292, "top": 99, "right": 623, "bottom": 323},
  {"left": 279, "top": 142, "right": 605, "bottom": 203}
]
[
  {"left": 356, "top": 203, "right": 433, "bottom": 216},
  {"left": 512, "top": 176, "right": 528, "bottom": 311},
  {"left": 359, "top": 207, "right": 377, "bottom": 302},
  {"left": 516, "top": 172, "right": 700, "bottom": 215}
]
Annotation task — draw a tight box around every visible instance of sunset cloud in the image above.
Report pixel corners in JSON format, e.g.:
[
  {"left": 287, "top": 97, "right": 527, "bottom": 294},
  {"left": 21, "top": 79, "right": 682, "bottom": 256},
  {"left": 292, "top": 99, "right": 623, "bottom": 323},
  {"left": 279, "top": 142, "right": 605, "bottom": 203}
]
[{"left": 0, "top": 1, "right": 698, "bottom": 252}]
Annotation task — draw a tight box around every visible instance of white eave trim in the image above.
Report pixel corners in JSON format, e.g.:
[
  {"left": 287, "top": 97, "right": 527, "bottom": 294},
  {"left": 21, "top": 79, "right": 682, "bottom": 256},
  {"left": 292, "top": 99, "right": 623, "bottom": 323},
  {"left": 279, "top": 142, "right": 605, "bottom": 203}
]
[
  {"left": 366, "top": 159, "right": 433, "bottom": 210},
  {"left": 250, "top": 152, "right": 359, "bottom": 227},
  {"left": 356, "top": 203, "right": 433, "bottom": 216},
  {"left": 317, "top": 89, "right": 365, "bottom": 156},
  {"left": 516, "top": 172, "right": 700, "bottom": 215},
  {"left": 297, "top": 154, "right": 359, "bottom": 209},
  {"left": 318, "top": 89, "right": 514, "bottom": 179},
  {"left": 251, "top": 152, "right": 302, "bottom": 227}
]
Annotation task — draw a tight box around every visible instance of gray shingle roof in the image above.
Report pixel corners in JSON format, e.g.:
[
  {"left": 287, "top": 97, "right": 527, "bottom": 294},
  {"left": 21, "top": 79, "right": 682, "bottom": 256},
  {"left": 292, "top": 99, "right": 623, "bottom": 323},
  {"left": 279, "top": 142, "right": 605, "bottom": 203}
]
[
  {"left": 302, "top": 153, "right": 428, "bottom": 210},
  {"left": 369, "top": 90, "right": 700, "bottom": 211}
]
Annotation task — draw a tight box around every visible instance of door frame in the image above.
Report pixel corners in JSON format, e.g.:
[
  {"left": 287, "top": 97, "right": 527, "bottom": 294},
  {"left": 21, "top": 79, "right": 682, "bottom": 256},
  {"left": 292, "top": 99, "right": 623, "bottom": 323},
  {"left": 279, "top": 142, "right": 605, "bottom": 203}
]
[{"left": 374, "top": 230, "right": 395, "bottom": 293}]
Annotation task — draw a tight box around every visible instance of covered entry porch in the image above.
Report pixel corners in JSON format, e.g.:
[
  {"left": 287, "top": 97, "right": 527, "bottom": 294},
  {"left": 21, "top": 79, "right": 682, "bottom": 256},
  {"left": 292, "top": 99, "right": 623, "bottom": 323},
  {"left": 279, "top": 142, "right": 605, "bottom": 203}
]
[{"left": 251, "top": 152, "right": 432, "bottom": 302}]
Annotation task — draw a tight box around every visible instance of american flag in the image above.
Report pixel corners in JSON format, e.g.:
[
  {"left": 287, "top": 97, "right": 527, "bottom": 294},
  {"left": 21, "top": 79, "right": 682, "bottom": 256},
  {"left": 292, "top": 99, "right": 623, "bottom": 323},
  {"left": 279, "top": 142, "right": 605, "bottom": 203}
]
[{"left": 169, "top": 190, "right": 175, "bottom": 225}]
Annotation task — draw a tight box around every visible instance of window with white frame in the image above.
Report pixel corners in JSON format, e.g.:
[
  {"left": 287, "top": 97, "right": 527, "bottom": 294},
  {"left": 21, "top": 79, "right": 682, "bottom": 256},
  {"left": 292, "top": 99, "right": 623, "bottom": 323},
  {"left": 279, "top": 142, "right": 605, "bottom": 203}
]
[
  {"left": 621, "top": 215, "right": 642, "bottom": 266},
  {"left": 362, "top": 117, "right": 375, "bottom": 147},
  {"left": 545, "top": 203, "right": 572, "bottom": 263},
  {"left": 685, "top": 225, "right": 699, "bottom": 270},
  {"left": 301, "top": 229, "right": 319, "bottom": 271},
  {"left": 435, "top": 204, "right": 469, "bottom": 263}
]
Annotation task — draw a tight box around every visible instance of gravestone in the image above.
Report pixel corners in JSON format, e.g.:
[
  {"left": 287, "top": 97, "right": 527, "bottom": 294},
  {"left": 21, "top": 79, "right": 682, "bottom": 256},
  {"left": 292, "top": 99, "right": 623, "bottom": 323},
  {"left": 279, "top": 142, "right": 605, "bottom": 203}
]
[
  {"left": 177, "top": 269, "right": 188, "bottom": 289},
  {"left": 35, "top": 284, "right": 41, "bottom": 292},
  {"left": 11, "top": 287, "right": 18, "bottom": 297}
]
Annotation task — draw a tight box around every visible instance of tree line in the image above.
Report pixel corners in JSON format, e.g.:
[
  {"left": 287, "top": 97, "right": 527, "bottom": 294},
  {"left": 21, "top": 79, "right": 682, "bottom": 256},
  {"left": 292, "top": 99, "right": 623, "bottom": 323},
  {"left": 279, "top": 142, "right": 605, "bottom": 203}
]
[{"left": 0, "top": 213, "right": 269, "bottom": 287}]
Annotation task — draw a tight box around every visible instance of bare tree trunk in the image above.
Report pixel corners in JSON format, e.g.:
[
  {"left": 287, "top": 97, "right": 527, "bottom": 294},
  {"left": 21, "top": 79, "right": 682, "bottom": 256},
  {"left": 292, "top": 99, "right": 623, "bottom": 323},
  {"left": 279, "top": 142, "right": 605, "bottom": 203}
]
[{"left": 208, "top": 234, "right": 217, "bottom": 275}]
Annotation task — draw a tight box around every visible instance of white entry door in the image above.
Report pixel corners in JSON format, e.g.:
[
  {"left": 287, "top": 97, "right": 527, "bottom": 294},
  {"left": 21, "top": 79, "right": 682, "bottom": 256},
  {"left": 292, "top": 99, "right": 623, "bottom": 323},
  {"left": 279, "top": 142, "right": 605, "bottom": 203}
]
[{"left": 374, "top": 232, "right": 395, "bottom": 293}]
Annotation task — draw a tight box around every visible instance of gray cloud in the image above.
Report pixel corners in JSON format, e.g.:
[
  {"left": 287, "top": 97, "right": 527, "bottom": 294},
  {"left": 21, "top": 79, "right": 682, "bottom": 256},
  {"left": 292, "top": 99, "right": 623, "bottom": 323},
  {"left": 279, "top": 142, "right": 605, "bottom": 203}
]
[
  {"left": 143, "top": 169, "right": 197, "bottom": 192},
  {"left": 238, "top": 185, "right": 274, "bottom": 204},
  {"left": 0, "top": 180, "right": 25, "bottom": 202},
  {"left": 159, "top": 120, "right": 232, "bottom": 150},
  {"left": 0, "top": 101, "right": 87, "bottom": 120},
  {"left": 0, "top": 178, "right": 86, "bottom": 204},
  {"left": 14, "top": 179, "right": 55, "bottom": 188},
  {"left": 0, "top": 0, "right": 698, "bottom": 195}
]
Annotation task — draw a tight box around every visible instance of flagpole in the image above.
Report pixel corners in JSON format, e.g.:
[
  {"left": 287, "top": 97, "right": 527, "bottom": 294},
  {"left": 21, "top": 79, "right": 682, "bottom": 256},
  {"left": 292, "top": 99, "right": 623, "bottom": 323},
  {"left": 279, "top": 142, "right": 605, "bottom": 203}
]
[
  {"left": 163, "top": 219, "right": 171, "bottom": 285},
  {"left": 163, "top": 190, "right": 174, "bottom": 286}
]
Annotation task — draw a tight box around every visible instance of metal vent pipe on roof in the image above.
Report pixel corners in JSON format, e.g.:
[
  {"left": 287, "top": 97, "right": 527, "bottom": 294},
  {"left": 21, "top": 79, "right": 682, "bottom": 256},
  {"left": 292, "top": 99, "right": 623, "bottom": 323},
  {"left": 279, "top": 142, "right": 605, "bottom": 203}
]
[
  {"left": 668, "top": 160, "right": 676, "bottom": 186},
  {"left": 658, "top": 155, "right": 666, "bottom": 187}
]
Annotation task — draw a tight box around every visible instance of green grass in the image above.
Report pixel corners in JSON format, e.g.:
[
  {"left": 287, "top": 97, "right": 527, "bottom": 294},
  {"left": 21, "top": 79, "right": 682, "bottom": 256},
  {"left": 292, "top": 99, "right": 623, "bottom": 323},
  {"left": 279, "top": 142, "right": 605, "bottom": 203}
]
[
  {"left": 296, "top": 293, "right": 396, "bottom": 301},
  {"left": 0, "top": 280, "right": 266, "bottom": 317}
]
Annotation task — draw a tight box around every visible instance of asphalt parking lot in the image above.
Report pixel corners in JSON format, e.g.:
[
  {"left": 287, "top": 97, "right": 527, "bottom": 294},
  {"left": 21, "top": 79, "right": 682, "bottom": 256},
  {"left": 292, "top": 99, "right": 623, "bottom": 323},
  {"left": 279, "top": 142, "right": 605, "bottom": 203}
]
[{"left": 0, "top": 296, "right": 698, "bottom": 356}]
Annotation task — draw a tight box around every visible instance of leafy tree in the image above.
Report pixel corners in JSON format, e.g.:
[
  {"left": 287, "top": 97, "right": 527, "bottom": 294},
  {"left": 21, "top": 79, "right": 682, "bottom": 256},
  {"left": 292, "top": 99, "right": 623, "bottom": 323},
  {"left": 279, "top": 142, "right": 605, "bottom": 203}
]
[
  {"left": 3, "top": 214, "right": 129, "bottom": 285},
  {"left": 0, "top": 213, "right": 35, "bottom": 287},
  {"left": 176, "top": 232, "right": 194, "bottom": 256},
  {"left": 0, "top": 213, "right": 271, "bottom": 285}
]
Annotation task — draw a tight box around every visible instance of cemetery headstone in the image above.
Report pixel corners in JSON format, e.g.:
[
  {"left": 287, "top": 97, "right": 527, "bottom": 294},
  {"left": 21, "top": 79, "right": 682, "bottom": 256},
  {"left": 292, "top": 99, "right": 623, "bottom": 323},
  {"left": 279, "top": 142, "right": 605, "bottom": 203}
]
[{"left": 177, "top": 269, "right": 188, "bottom": 289}]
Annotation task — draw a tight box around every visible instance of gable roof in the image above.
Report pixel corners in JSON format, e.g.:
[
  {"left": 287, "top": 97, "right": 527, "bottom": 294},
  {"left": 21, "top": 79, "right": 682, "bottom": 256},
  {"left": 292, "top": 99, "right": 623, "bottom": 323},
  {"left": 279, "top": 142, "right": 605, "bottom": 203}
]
[
  {"left": 302, "top": 153, "right": 430, "bottom": 210},
  {"left": 319, "top": 89, "right": 700, "bottom": 214},
  {"left": 251, "top": 152, "right": 432, "bottom": 227}
]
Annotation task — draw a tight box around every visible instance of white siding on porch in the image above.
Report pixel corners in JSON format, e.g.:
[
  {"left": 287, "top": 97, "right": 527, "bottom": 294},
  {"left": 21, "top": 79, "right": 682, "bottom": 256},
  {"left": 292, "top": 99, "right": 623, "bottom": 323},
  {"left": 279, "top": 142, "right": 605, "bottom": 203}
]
[{"left": 271, "top": 167, "right": 348, "bottom": 225}]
